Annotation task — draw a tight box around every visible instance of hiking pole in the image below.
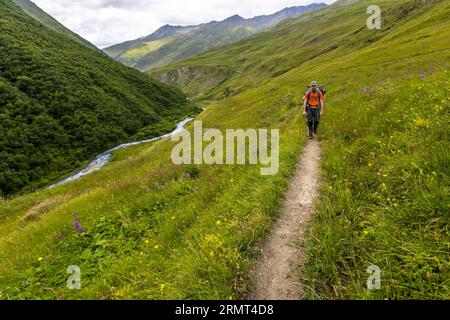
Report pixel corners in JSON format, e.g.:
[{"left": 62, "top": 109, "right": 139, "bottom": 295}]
[
  {"left": 302, "top": 103, "right": 311, "bottom": 140},
  {"left": 304, "top": 106, "right": 311, "bottom": 140},
  {"left": 306, "top": 114, "right": 309, "bottom": 139}
]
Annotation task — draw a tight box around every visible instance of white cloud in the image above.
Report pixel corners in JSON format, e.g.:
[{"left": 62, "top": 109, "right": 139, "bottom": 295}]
[{"left": 32, "top": 0, "right": 336, "bottom": 48}]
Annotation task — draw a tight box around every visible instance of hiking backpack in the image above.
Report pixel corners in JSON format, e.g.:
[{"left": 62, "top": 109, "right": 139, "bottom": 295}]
[{"left": 306, "top": 89, "right": 323, "bottom": 107}]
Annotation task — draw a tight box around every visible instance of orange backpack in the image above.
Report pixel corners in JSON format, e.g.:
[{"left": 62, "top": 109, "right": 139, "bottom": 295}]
[{"left": 306, "top": 89, "right": 322, "bottom": 107}]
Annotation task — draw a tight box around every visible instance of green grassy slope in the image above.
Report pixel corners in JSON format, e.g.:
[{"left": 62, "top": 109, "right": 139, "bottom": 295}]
[
  {"left": 0, "top": 0, "right": 198, "bottom": 195},
  {"left": 150, "top": 0, "right": 450, "bottom": 104},
  {"left": 104, "top": 4, "right": 327, "bottom": 71},
  {"left": 0, "top": 0, "right": 448, "bottom": 299},
  {"left": 305, "top": 69, "right": 449, "bottom": 299},
  {"left": 11, "top": 0, "right": 99, "bottom": 52}
]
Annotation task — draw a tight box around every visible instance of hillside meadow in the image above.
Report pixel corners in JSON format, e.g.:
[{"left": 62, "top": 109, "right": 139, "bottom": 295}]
[{"left": 0, "top": 0, "right": 449, "bottom": 299}]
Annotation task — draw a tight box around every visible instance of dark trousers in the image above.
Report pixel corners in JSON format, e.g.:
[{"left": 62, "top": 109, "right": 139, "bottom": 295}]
[{"left": 306, "top": 107, "right": 320, "bottom": 137}]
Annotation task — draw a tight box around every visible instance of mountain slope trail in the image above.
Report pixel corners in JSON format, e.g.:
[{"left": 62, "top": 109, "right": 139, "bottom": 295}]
[{"left": 248, "top": 139, "right": 321, "bottom": 300}]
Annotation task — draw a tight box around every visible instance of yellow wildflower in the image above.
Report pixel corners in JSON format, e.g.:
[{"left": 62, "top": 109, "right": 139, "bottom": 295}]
[{"left": 414, "top": 118, "right": 431, "bottom": 128}]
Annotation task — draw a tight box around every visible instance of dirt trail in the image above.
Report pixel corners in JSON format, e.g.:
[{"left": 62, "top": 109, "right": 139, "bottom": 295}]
[{"left": 248, "top": 140, "right": 321, "bottom": 300}]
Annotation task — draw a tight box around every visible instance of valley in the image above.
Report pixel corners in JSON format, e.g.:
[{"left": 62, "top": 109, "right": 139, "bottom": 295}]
[
  {"left": 0, "top": 0, "right": 199, "bottom": 196},
  {"left": 0, "top": 0, "right": 448, "bottom": 300}
]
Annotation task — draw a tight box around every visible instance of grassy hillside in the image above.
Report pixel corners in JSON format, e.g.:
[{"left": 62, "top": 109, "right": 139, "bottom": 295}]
[
  {"left": 0, "top": 0, "right": 448, "bottom": 300},
  {"left": 150, "top": 0, "right": 449, "bottom": 104},
  {"left": 11, "top": 0, "right": 99, "bottom": 52},
  {"left": 104, "top": 4, "right": 326, "bottom": 71},
  {"left": 305, "top": 69, "right": 449, "bottom": 299},
  {"left": 0, "top": 0, "right": 199, "bottom": 196}
]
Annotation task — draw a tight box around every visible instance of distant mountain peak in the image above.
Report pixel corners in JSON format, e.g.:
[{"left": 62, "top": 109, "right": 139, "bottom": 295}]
[
  {"left": 104, "top": 3, "right": 328, "bottom": 70},
  {"left": 224, "top": 14, "right": 245, "bottom": 22},
  {"left": 147, "top": 24, "right": 189, "bottom": 41},
  {"left": 157, "top": 24, "right": 182, "bottom": 31}
]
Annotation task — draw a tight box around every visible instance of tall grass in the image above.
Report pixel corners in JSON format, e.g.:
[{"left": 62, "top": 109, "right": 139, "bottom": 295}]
[
  {"left": 0, "top": 0, "right": 449, "bottom": 299},
  {"left": 304, "top": 70, "right": 449, "bottom": 299}
]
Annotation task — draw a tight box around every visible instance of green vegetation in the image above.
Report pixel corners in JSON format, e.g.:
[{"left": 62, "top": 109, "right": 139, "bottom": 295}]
[
  {"left": 0, "top": 0, "right": 199, "bottom": 195},
  {"left": 104, "top": 4, "right": 326, "bottom": 71},
  {"left": 150, "top": 0, "right": 449, "bottom": 104},
  {"left": 0, "top": 0, "right": 448, "bottom": 300},
  {"left": 11, "top": 0, "right": 99, "bottom": 52},
  {"left": 304, "top": 70, "right": 449, "bottom": 299},
  {"left": 0, "top": 84, "right": 304, "bottom": 299},
  {"left": 121, "top": 39, "right": 174, "bottom": 60}
]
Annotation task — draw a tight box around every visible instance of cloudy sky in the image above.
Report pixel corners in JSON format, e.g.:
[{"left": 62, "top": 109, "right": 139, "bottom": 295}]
[{"left": 32, "top": 0, "right": 336, "bottom": 48}]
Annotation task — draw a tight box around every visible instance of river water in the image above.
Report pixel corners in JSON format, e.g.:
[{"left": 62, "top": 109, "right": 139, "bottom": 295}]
[{"left": 49, "top": 117, "right": 194, "bottom": 188}]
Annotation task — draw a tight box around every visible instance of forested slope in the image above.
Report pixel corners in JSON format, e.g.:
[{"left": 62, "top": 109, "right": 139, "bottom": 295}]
[{"left": 0, "top": 0, "right": 198, "bottom": 195}]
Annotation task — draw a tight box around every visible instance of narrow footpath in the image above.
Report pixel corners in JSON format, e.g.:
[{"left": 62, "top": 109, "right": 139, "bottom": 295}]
[{"left": 248, "top": 140, "right": 321, "bottom": 300}]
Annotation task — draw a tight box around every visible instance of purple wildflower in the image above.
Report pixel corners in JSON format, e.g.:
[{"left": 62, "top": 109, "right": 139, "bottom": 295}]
[
  {"left": 362, "top": 87, "right": 373, "bottom": 95},
  {"left": 72, "top": 213, "right": 79, "bottom": 219},
  {"left": 73, "top": 221, "right": 85, "bottom": 233},
  {"left": 182, "top": 172, "right": 191, "bottom": 179}
]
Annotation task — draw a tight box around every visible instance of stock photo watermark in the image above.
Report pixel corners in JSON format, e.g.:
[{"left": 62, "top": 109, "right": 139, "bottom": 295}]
[
  {"left": 171, "top": 121, "right": 280, "bottom": 175},
  {"left": 67, "top": 265, "right": 81, "bottom": 290},
  {"left": 367, "top": 265, "right": 381, "bottom": 290},
  {"left": 367, "top": 5, "right": 382, "bottom": 30}
]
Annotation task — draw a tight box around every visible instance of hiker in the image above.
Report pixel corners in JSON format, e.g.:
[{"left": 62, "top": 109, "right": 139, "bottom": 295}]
[{"left": 303, "top": 81, "right": 324, "bottom": 140}]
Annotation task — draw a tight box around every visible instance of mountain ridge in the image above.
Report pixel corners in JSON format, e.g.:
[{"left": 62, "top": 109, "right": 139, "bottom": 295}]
[
  {"left": 149, "top": 0, "right": 447, "bottom": 103},
  {"left": 11, "top": 0, "right": 100, "bottom": 52},
  {"left": 104, "top": 3, "right": 327, "bottom": 71}
]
